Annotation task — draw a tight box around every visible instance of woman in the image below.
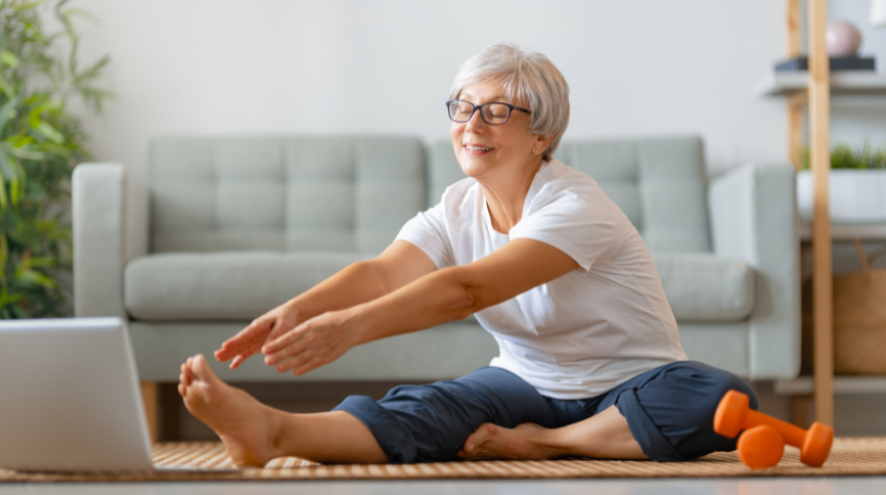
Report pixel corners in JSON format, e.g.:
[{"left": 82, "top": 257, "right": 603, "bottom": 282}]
[{"left": 178, "top": 43, "right": 757, "bottom": 467}]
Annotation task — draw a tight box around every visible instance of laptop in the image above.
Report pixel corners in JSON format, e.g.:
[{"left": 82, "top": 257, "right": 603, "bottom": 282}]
[{"left": 0, "top": 317, "right": 220, "bottom": 472}]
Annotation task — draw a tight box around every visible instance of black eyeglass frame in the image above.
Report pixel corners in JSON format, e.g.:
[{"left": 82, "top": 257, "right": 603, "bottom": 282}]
[{"left": 445, "top": 99, "right": 531, "bottom": 125}]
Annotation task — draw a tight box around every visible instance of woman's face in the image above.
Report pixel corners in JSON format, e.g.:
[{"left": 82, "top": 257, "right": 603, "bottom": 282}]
[{"left": 450, "top": 81, "right": 545, "bottom": 181}]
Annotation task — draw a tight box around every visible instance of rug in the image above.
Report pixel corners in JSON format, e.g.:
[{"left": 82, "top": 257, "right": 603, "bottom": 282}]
[{"left": 2, "top": 438, "right": 886, "bottom": 482}]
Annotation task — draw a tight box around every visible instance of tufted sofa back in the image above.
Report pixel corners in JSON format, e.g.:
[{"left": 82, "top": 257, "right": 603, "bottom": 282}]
[
  {"left": 149, "top": 136, "right": 426, "bottom": 254},
  {"left": 428, "top": 136, "right": 711, "bottom": 253},
  {"left": 150, "top": 134, "right": 710, "bottom": 255}
]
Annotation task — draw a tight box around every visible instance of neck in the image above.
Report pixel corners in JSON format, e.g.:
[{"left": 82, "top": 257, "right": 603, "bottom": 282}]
[{"left": 479, "top": 157, "right": 545, "bottom": 234}]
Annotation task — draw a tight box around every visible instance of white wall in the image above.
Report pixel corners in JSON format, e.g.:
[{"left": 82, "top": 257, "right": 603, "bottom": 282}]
[
  {"left": 71, "top": 0, "right": 790, "bottom": 260},
  {"left": 828, "top": 1, "right": 886, "bottom": 149}
]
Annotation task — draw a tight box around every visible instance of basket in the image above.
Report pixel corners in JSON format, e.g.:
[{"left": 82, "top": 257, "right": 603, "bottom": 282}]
[{"left": 802, "top": 239, "right": 886, "bottom": 375}]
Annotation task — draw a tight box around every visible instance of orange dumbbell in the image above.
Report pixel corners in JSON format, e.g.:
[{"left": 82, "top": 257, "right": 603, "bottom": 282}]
[{"left": 714, "top": 390, "right": 834, "bottom": 469}]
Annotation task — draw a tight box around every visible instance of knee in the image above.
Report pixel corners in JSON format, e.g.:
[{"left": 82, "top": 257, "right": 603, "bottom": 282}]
[
  {"left": 711, "top": 369, "right": 758, "bottom": 411},
  {"left": 669, "top": 362, "right": 758, "bottom": 417}
]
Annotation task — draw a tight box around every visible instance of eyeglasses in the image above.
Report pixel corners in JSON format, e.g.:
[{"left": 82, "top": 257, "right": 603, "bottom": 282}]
[{"left": 446, "top": 99, "right": 531, "bottom": 125}]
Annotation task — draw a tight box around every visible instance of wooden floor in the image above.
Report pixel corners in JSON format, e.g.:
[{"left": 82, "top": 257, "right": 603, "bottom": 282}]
[
  {"left": 3, "top": 477, "right": 886, "bottom": 495},
  {"left": 4, "top": 438, "right": 886, "bottom": 483}
]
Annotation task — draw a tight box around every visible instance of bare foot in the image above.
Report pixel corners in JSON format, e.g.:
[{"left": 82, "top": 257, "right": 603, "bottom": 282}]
[
  {"left": 178, "top": 354, "right": 283, "bottom": 467},
  {"left": 457, "top": 422, "right": 559, "bottom": 461}
]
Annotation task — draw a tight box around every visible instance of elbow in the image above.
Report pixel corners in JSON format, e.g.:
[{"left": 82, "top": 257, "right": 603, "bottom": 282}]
[
  {"left": 451, "top": 289, "right": 481, "bottom": 321},
  {"left": 439, "top": 267, "right": 483, "bottom": 321}
]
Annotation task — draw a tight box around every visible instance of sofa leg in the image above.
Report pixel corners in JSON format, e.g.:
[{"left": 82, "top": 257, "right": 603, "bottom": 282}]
[
  {"left": 790, "top": 394, "right": 813, "bottom": 429},
  {"left": 140, "top": 381, "right": 158, "bottom": 443}
]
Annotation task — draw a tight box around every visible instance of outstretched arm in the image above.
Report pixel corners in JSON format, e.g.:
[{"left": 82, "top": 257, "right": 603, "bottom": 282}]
[
  {"left": 261, "top": 238, "right": 579, "bottom": 375},
  {"left": 215, "top": 240, "right": 437, "bottom": 368}
]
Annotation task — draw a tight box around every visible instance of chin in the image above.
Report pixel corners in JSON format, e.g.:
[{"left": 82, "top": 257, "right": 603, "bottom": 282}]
[{"left": 457, "top": 156, "right": 488, "bottom": 179}]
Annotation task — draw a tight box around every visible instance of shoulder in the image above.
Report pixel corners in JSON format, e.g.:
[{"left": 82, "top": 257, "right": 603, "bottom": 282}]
[
  {"left": 440, "top": 176, "right": 479, "bottom": 205},
  {"left": 437, "top": 176, "right": 480, "bottom": 219},
  {"left": 528, "top": 159, "right": 609, "bottom": 211}
]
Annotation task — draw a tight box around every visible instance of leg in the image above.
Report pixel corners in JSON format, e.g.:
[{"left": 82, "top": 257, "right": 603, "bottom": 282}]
[
  {"left": 462, "top": 361, "right": 757, "bottom": 462},
  {"left": 179, "top": 354, "right": 386, "bottom": 467},
  {"left": 333, "top": 367, "right": 559, "bottom": 463},
  {"left": 460, "top": 404, "right": 646, "bottom": 460}
]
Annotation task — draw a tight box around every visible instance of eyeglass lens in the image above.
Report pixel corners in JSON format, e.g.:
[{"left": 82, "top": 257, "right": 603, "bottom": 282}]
[{"left": 448, "top": 100, "right": 512, "bottom": 125}]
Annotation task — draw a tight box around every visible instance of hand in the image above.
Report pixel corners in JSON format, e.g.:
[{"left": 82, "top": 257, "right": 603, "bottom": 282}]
[
  {"left": 214, "top": 304, "right": 301, "bottom": 369},
  {"left": 261, "top": 308, "right": 364, "bottom": 376}
]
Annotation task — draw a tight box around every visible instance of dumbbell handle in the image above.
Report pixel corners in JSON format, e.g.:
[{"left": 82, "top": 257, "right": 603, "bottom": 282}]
[{"left": 743, "top": 409, "right": 807, "bottom": 448}]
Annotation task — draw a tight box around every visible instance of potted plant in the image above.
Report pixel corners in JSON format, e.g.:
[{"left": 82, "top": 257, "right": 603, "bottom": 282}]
[
  {"left": 0, "top": 0, "right": 110, "bottom": 318},
  {"left": 796, "top": 143, "right": 886, "bottom": 224}
]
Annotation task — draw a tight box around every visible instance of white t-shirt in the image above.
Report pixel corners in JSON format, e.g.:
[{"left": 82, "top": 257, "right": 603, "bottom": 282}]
[{"left": 396, "top": 158, "right": 687, "bottom": 400}]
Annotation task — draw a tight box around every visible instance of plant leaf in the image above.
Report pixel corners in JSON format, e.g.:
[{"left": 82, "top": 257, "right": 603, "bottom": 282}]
[
  {"left": 0, "top": 234, "right": 7, "bottom": 272},
  {"left": 0, "top": 96, "right": 20, "bottom": 133},
  {"left": 16, "top": 269, "right": 58, "bottom": 289},
  {"left": 13, "top": 1, "right": 44, "bottom": 12},
  {"left": 0, "top": 50, "right": 20, "bottom": 69},
  {"left": 0, "top": 73, "right": 16, "bottom": 99},
  {"left": 0, "top": 159, "right": 7, "bottom": 209}
]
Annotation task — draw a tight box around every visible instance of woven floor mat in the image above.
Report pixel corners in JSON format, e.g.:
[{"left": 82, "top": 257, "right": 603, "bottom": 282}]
[{"left": 2, "top": 438, "right": 886, "bottom": 482}]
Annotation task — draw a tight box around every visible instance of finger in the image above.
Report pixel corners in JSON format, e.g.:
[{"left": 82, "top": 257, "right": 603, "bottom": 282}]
[
  {"left": 230, "top": 351, "right": 255, "bottom": 370},
  {"left": 266, "top": 320, "right": 295, "bottom": 344},
  {"left": 263, "top": 323, "right": 310, "bottom": 355},
  {"left": 217, "top": 318, "right": 273, "bottom": 360},
  {"left": 263, "top": 337, "right": 311, "bottom": 367},
  {"left": 290, "top": 355, "right": 326, "bottom": 376},
  {"left": 216, "top": 336, "right": 258, "bottom": 361},
  {"left": 178, "top": 383, "right": 186, "bottom": 396},
  {"left": 184, "top": 361, "right": 196, "bottom": 382},
  {"left": 223, "top": 318, "right": 270, "bottom": 348},
  {"left": 271, "top": 351, "right": 310, "bottom": 373}
]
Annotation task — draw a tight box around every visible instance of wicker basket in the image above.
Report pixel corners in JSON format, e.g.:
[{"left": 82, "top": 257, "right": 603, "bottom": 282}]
[{"left": 802, "top": 240, "right": 886, "bottom": 375}]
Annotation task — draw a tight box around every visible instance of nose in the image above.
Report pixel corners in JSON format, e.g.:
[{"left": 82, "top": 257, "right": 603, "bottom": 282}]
[{"left": 464, "top": 108, "right": 487, "bottom": 133}]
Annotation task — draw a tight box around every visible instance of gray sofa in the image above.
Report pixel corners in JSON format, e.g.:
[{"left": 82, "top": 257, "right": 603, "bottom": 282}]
[{"left": 73, "top": 135, "right": 799, "bottom": 389}]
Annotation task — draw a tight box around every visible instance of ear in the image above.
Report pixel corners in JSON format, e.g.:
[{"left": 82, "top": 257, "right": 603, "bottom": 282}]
[{"left": 535, "top": 134, "right": 554, "bottom": 155}]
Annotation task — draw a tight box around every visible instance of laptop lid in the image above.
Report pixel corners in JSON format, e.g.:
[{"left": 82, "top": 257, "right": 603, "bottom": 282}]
[{"left": 0, "top": 317, "right": 154, "bottom": 472}]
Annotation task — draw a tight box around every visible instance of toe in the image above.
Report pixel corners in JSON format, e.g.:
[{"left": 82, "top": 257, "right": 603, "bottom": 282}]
[
  {"left": 192, "top": 354, "right": 221, "bottom": 384},
  {"left": 182, "top": 364, "right": 194, "bottom": 383}
]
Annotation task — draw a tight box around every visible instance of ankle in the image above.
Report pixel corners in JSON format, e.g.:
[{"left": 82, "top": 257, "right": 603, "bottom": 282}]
[{"left": 260, "top": 405, "right": 290, "bottom": 459}]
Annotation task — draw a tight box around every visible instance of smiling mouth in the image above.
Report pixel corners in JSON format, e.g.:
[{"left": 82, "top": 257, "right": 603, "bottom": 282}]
[{"left": 465, "top": 145, "right": 493, "bottom": 152}]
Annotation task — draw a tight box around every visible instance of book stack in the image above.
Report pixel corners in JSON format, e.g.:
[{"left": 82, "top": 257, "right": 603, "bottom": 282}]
[{"left": 776, "top": 56, "right": 876, "bottom": 71}]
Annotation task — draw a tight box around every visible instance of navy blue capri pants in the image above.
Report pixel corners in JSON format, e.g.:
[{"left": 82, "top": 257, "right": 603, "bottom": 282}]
[{"left": 334, "top": 361, "right": 758, "bottom": 463}]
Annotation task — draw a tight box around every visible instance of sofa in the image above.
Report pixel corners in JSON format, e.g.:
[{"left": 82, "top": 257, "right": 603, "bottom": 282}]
[{"left": 73, "top": 135, "right": 799, "bottom": 392}]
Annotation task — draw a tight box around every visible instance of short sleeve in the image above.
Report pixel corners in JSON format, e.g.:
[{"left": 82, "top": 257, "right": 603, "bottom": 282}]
[
  {"left": 395, "top": 201, "right": 455, "bottom": 270},
  {"left": 509, "top": 181, "right": 622, "bottom": 272}
]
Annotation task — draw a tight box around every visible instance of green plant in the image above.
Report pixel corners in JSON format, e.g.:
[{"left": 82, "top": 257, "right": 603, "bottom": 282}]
[
  {"left": 800, "top": 142, "right": 886, "bottom": 170},
  {"left": 0, "top": 0, "right": 110, "bottom": 318}
]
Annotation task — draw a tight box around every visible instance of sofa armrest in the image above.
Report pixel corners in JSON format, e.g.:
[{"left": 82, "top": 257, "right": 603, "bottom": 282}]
[
  {"left": 708, "top": 163, "right": 800, "bottom": 380},
  {"left": 73, "top": 164, "right": 128, "bottom": 317}
]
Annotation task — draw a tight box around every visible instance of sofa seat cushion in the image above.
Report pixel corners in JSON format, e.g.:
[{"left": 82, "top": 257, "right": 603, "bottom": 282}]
[
  {"left": 654, "top": 253, "right": 755, "bottom": 322},
  {"left": 124, "top": 251, "right": 371, "bottom": 321},
  {"left": 125, "top": 251, "right": 754, "bottom": 324}
]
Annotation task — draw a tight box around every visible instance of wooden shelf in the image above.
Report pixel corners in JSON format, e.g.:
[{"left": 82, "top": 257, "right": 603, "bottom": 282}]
[
  {"left": 800, "top": 223, "right": 886, "bottom": 241},
  {"left": 757, "top": 71, "right": 886, "bottom": 97},
  {"left": 775, "top": 376, "right": 886, "bottom": 395}
]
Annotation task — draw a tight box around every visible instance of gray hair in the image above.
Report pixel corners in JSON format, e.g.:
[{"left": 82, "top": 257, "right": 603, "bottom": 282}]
[{"left": 449, "top": 43, "right": 570, "bottom": 161}]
